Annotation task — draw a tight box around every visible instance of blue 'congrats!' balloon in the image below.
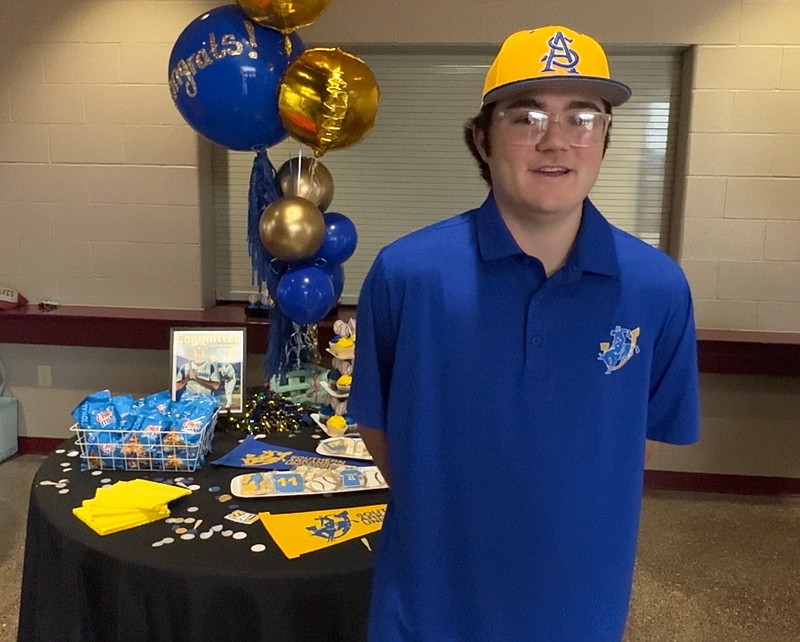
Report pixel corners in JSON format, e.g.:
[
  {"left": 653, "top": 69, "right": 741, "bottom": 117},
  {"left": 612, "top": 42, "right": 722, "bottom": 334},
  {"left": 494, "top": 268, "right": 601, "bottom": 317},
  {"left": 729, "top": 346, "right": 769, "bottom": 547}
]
[{"left": 168, "top": 4, "right": 304, "bottom": 151}]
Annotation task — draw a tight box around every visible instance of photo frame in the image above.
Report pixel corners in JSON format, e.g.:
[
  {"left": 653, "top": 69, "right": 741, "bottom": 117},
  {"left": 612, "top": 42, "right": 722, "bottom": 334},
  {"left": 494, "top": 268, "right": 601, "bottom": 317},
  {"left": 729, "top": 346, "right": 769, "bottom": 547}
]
[{"left": 170, "top": 327, "right": 247, "bottom": 414}]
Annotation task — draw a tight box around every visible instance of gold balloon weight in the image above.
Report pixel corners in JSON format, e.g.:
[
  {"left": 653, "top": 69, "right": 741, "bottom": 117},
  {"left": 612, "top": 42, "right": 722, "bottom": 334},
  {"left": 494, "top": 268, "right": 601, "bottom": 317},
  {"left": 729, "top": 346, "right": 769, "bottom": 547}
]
[{"left": 278, "top": 48, "right": 380, "bottom": 157}]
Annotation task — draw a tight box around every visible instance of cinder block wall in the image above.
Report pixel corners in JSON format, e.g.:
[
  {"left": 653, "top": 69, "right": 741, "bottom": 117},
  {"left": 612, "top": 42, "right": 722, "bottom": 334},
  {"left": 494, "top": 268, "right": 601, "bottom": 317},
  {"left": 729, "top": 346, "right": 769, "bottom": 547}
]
[
  {"left": 0, "top": 0, "right": 798, "bottom": 480},
  {"left": 1, "top": 0, "right": 798, "bottom": 327}
]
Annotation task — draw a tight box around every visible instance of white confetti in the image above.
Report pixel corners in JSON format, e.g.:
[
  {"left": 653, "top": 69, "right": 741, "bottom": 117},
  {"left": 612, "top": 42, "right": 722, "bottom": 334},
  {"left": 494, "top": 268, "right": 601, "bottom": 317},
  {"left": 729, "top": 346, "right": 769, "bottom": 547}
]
[
  {"left": 186, "top": 506, "right": 200, "bottom": 513},
  {"left": 100, "top": 478, "right": 112, "bottom": 484},
  {"left": 180, "top": 533, "right": 196, "bottom": 541},
  {"left": 55, "top": 449, "right": 66, "bottom": 454},
  {"left": 188, "top": 484, "right": 201, "bottom": 491},
  {"left": 233, "top": 531, "right": 247, "bottom": 540},
  {"left": 183, "top": 517, "right": 195, "bottom": 524},
  {"left": 91, "top": 470, "right": 102, "bottom": 476},
  {"left": 200, "top": 531, "right": 213, "bottom": 540},
  {"left": 67, "top": 450, "right": 79, "bottom": 457},
  {"left": 162, "top": 537, "right": 175, "bottom": 545},
  {"left": 152, "top": 541, "right": 164, "bottom": 548},
  {"left": 222, "top": 530, "right": 233, "bottom": 537},
  {"left": 58, "top": 489, "right": 70, "bottom": 495},
  {"left": 212, "top": 524, "right": 223, "bottom": 532},
  {"left": 250, "top": 544, "right": 266, "bottom": 553}
]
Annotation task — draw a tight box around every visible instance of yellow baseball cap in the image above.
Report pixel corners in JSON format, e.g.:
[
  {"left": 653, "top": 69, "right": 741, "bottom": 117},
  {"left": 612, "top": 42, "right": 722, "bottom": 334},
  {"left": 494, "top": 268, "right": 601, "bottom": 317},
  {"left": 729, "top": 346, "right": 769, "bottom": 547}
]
[{"left": 482, "top": 26, "right": 631, "bottom": 107}]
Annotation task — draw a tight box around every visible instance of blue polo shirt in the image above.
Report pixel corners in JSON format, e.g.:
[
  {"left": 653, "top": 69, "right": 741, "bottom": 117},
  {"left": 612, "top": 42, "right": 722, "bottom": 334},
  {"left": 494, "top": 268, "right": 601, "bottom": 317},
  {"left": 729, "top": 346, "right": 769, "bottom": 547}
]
[{"left": 350, "top": 194, "right": 699, "bottom": 641}]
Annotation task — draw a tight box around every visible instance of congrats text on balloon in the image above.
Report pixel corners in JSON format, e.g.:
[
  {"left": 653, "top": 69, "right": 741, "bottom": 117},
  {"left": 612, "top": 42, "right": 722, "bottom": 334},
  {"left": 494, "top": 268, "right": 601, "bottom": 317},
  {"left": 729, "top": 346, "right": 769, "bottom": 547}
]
[{"left": 168, "top": 19, "right": 260, "bottom": 101}]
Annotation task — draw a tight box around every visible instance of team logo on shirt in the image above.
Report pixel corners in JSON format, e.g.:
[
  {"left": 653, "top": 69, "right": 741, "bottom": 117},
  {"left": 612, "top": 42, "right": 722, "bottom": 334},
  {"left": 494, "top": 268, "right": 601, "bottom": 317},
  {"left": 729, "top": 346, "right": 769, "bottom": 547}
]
[{"left": 598, "top": 326, "right": 640, "bottom": 374}]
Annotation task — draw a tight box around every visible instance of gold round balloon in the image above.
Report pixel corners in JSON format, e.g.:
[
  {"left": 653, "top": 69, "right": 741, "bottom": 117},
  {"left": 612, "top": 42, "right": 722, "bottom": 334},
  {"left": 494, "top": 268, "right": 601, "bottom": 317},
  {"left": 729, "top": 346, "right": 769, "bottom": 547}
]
[
  {"left": 259, "top": 196, "right": 325, "bottom": 262},
  {"left": 236, "top": 0, "right": 331, "bottom": 33},
  {"left": 277, "top": 157, "right": 334, "bottom": 212},
  {"left": 278, "top": 47, "right": 380, "bottom": 157}
]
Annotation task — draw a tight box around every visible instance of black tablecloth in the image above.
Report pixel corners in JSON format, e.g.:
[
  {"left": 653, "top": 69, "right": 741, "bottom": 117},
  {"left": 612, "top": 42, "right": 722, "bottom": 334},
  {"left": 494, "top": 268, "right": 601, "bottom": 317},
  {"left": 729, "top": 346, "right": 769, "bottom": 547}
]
[{"left": 17, "top": 426, "right": 386, "bottom": 642}]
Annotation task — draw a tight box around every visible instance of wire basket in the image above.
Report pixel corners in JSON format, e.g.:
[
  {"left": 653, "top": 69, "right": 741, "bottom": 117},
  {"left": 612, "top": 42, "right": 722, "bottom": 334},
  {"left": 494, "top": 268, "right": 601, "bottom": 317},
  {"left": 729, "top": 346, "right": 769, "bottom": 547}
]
[{"left": 70, "top": 412, "right": 217, "bottom": 472}]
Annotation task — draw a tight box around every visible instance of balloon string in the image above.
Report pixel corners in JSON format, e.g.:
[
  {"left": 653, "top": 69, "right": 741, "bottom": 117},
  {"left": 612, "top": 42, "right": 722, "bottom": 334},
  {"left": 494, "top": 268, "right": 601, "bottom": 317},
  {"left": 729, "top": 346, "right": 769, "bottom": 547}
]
[{"left": 295, "top": 147, "right": 303, "bottom": 196}]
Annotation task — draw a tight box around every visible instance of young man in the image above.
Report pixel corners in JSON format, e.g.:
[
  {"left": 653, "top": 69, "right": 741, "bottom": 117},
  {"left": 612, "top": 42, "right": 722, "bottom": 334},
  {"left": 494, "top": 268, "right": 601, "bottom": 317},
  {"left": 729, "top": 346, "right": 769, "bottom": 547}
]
[
  {"left": 349, "top": 26, "right": 700, "bottom": 641},
  {"left": 175, "top": 343, "right": 220, "bottom": 397}
]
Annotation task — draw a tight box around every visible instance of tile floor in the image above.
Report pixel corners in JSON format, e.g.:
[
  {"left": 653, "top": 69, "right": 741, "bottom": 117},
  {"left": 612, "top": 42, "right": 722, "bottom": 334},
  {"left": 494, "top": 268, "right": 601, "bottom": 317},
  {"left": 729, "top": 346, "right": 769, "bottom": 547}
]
[{"left": 2, "top": 454, "right": 799, "bottom": 641}]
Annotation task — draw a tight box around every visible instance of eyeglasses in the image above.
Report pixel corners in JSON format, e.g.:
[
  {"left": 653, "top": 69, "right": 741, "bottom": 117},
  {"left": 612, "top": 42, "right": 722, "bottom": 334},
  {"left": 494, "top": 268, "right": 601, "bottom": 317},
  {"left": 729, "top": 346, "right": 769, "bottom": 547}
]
[{"left": 495, "top": 107, "right": 611, "bottom": 148}]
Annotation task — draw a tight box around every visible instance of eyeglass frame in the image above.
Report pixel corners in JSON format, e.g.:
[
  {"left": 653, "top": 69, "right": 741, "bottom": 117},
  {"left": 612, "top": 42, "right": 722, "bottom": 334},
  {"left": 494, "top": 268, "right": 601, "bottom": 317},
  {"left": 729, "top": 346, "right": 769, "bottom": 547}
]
[{"left": 493, "top": 106, "right": 612, "bottom": 148}]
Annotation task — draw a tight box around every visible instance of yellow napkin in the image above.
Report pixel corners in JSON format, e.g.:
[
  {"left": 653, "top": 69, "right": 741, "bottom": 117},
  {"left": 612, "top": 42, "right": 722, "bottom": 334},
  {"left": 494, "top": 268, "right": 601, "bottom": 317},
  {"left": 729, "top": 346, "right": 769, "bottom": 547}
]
[
  {"left": 260, "top": 504, "right": 386, "bottom": 559},
  {"left": 93, "top": 479, "right": 191, "bottom": 511},
  {"left": 73, "top": 479, "right": 191, "bottom": 536}
]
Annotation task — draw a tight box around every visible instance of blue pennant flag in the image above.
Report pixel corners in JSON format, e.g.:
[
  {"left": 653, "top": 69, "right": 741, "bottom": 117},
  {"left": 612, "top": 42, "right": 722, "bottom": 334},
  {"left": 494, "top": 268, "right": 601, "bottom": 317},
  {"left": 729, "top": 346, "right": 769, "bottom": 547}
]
[{"left": 211, "top": 435, "right": 368, "bottom": 470}]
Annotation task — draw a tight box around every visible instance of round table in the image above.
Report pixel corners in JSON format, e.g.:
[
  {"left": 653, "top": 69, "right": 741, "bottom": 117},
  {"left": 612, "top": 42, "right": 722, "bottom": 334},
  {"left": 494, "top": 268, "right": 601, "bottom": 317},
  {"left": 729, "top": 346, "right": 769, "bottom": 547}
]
[{"left": 17, "top": 427, "right": 386, "bottom": 642}]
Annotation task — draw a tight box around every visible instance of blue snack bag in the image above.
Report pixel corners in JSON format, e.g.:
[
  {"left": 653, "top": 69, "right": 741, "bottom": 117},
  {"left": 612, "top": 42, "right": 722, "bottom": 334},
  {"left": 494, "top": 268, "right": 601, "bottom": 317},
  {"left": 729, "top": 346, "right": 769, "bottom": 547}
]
[
  {"left": 171, "top": 393, "right": 218, "bottom": 445},
  {"left": 140, "top": 390, "right": 173, "bottom": 415},
  {"left": 111, "top": 394, "right": 135, "bottom": 423},
  {"left": 131, "top": 411, "right": 171, "bottom": 447},
  {"left": 71, "top": 390, "right": 112, "bottom": 427}
]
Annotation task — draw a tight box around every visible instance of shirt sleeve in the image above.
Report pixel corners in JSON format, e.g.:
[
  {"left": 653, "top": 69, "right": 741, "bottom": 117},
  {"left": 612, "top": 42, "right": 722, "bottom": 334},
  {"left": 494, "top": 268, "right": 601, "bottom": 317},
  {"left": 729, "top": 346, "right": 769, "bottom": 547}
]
[
  {"left": 349, "top": 251, "right": 399, "bottom": 432},
  {"left": 646, "top": 276, "right": 701, "bottom": 445}
]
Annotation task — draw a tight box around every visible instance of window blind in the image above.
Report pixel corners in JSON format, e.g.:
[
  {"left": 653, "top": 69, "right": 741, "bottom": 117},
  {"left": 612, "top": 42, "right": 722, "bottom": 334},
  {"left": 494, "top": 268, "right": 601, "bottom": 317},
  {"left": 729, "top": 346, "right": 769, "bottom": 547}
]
[{"left": 212, "top": 50, "right": 682, "bottom": 304}]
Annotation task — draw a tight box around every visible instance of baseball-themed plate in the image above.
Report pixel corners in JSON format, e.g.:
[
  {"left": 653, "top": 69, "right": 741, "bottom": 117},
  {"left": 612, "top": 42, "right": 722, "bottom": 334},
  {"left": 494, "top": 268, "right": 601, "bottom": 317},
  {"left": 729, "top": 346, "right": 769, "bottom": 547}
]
[
  {"left": 316, "top": 437, "right": 372, "bottom": 461},
  {"left": 230, "top": 466, "right": 387, "bottom": 498}
]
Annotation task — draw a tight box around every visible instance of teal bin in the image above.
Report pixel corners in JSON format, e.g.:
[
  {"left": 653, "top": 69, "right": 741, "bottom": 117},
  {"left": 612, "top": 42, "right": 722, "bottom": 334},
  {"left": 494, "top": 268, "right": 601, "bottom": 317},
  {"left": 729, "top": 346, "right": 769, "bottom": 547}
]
[{"left": 0, "top": 359, "right": 18, "bottom": 462}]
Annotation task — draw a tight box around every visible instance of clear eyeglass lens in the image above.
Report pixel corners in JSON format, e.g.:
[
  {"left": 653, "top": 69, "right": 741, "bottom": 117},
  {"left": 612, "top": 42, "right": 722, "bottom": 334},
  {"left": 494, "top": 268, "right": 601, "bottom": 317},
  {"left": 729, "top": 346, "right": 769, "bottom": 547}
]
[{"left": 497, "top": 108, "right": 609, "bottom": 147}]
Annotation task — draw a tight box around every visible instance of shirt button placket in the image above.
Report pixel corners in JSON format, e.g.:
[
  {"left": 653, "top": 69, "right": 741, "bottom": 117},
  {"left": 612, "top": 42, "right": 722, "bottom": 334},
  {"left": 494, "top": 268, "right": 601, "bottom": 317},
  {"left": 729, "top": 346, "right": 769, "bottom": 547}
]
[{"left": 526, "top": 297, "right": 547, "bottom": 382}]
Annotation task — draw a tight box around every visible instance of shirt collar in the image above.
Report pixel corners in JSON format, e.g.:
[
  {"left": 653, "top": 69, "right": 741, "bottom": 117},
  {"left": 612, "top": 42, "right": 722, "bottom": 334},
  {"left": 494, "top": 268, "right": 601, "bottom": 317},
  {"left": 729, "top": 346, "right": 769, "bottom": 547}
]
[
  {"left": 567, "top": 197, "right": 620, "bottom": 278},
  {"left": 474, "top": 193, "right": 620, "bottom": 278},
  {"left": 474, "top": 193, "right": 525, "bottom": 261}
]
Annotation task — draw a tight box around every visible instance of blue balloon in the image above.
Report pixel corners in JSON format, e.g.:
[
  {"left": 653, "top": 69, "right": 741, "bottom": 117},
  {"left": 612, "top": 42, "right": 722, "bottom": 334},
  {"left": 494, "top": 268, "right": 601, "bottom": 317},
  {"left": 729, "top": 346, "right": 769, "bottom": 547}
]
[
  {"left": 276, "top": 265, "right": 336, "bottom": 325},
  {"left": 321, "top": 262, "right": 345, "bottom": 301},
  {"left": 266, "top": 258, "right": 288, "bottom": 300},
  {"left": 168, "top": 5, "right": 304, "bottom": 151},
  {"left": 312, "top": 212, "right": 358, "bottom": 265}
]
